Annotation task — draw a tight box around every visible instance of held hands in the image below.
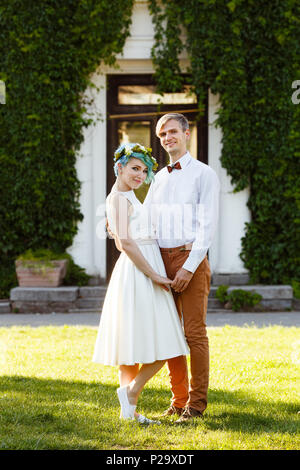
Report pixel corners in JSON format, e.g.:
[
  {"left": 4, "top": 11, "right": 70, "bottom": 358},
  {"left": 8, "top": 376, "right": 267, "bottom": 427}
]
[
  {"left": 152, "top": 274, "right": 173, "bottom": 292},
  {"left": 152, "top": 268, "right": 193, "bottom": 293},
  {"left": 171, "top": 268, "right": 193, "bottom": 293}
]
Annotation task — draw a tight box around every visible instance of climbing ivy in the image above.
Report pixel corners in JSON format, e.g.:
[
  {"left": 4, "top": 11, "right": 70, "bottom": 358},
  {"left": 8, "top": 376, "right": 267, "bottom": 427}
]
[
  {"left": 149, "top": 0, "right": 300, "bottom": 284},
  {"left": 0, "top": 0, "right": 134, "bottom": 296},
  {"left": 0, "top": 0, "right": 299, "bottom": 297}
]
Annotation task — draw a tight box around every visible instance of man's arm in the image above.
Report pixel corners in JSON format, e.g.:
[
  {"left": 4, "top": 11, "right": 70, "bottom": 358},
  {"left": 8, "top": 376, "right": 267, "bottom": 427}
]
[{"left": 171, "top": 168, "right": 220, "bottom": 292}]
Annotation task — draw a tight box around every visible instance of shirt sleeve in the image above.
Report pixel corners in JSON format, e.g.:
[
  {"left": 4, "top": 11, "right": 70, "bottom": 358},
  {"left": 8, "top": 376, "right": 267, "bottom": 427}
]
[{"left": 182, "top": 167, "right": 220, "bottom": 273}]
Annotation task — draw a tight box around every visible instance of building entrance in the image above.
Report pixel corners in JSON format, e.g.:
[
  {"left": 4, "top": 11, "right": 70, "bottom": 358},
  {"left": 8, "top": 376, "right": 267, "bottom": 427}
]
[{"left": 106, "top": 74, "right": 208, "bottom": 280}]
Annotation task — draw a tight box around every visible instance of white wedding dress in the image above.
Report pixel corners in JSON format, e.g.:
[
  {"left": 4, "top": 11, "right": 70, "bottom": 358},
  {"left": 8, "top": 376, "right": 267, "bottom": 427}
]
[{"left": 92, "top": 189, "right": 189, "bottom": 366}]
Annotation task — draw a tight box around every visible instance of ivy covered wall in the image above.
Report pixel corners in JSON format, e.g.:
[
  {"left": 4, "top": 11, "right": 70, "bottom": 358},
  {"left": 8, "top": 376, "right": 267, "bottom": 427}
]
[
  {"left": 0, "top": 0, "right": 299, "bottom": 297},
  {"left": 0, "top": 0, "right": 134, "bottom": 296},
  {"left": 149, "top": 0, "right": 300, "bottom": 285}
]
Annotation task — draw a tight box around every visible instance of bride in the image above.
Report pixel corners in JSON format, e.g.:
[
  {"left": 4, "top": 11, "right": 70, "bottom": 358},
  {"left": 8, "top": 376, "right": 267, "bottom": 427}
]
[{"left": 92, "top": 143, "right": 189, "bottom": 424}]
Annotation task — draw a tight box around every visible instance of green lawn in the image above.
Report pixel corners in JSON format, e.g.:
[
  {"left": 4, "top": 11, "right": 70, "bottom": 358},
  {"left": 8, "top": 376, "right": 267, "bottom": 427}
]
[{"left": 0, "top": 325, "right": 299, "bottom": 450}]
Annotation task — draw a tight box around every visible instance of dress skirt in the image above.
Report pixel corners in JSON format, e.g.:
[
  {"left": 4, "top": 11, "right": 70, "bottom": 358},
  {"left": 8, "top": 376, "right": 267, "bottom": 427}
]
[{"left": 92, "top": 240, "right": 189, "bottom": 366}]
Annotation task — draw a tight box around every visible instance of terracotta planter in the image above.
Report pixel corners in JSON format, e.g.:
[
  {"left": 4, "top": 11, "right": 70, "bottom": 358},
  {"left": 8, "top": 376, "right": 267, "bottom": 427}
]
[{"left": 15, "top": 259, "right": 68, "bottom": 287}]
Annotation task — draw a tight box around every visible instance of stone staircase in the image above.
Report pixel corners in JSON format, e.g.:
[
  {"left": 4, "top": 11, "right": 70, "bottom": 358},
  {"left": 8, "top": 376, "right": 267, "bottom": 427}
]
[
  {"left": 70, "top": 286, "right": 232, "bottom": 312},
  {"left": 4, "top": 284, "right": 297, "bottom": 314},
  {"left": 0, "top": 300, "right": 11, "bottom": 314},
  {"left": 70, "top": 286, "right": 107, "bottom": 312}
]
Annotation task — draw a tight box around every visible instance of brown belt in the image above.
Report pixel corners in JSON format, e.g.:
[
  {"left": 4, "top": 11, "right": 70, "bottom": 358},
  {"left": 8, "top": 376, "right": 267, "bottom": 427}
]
[{"left": 159, "top": 243, "right": 193, "bottom": 253}]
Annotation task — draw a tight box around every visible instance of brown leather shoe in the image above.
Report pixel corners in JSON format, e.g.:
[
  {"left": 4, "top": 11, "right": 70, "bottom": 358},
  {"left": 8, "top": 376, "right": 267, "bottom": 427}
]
[
  {"left": 175, "top": 406, "right": 203, "bottom": 423},
  {"left": 162, "top": 405, "right": 184, "bottom": 417}
]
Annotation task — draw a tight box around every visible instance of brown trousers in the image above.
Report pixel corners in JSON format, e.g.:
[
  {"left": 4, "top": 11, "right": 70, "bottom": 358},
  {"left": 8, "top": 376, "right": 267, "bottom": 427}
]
[{"left": 160, "top": 246, "right": 211, "bottom": 413}]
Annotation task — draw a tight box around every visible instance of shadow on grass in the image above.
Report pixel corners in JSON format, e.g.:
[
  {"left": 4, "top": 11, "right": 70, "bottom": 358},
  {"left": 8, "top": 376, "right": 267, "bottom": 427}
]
[
  {"left": 0, "top": 376, "right": 298, "bottom": 449},
  {"left": 0, "top": 375, "right": 118, "bottom": 449},
  {"left": 0, "top": 375, "right": 171, "bottom": 449},
  {"left": 204, "top": 388, "right": 299, "bottom": 434}
]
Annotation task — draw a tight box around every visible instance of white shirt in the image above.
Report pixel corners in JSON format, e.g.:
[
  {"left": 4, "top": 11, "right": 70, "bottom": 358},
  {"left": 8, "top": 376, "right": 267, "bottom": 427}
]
[{"left": 144, "top": 152, "right": 220, "bottom": 273}]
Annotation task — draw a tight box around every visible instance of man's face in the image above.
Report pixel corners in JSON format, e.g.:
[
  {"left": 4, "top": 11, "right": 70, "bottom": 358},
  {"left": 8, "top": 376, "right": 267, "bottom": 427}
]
[{"left": 157, "top": 119, "right": 190, "bottom": 158}]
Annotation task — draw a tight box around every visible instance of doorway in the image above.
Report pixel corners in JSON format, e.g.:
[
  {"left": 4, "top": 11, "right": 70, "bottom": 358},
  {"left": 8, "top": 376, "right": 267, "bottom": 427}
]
[{"left": 106, "top": 74, "right": 208, "bottom": 280}]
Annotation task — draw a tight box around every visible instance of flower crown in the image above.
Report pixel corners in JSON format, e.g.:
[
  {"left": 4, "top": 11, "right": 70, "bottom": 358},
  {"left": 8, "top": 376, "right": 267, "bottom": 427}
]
[{"left": 113, "top": 143, "right": 158, "bottom": 172}]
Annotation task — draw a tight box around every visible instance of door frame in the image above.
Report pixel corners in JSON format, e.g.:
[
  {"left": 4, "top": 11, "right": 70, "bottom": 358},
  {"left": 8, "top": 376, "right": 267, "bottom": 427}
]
[{"left": 106, "top": 74, "right": 208, "bottom": 281}]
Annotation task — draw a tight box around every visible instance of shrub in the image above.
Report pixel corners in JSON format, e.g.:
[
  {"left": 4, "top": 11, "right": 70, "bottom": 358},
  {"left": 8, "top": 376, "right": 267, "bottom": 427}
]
[{"left": 216, "top": 285, "right": 263, "bottom": 312}]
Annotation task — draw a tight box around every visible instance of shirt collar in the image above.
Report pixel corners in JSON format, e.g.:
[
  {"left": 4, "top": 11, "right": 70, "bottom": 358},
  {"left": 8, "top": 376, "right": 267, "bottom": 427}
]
[{"left": 170, "top": 151, "right": 192, "bottom": 169}]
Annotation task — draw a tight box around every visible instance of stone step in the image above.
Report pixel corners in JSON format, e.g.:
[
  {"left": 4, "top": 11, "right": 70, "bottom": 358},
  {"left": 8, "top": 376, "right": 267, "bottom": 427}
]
[
  {"left": 212, "top": 273, "right": 250, "bottom": 285},
  {"left": 7, "top": 284, "right": 294, "bottom": 313},
  {"left": 293, "top": 298, "right": 300, "bottom": 310},
  {"left": 226, "top": 285, "right": 293, "bottom": 299},
  {"left": 68, "top": 308, "right": 101, "bottom": 313},
  {"left": 74, "top": 285, "right": 292, "bottom": 299},
  {"left": 208, "top": 298, "right": 223, "bottom": 309},
  {"left": 78, "top": 286, "right": 107, "bottom": 299},
  {"left": 67, "top": 307, "right": 233, "bottom": 314},
  {"left": 75, "top": 298, "right": 104, "bottom": 309},
  {"left": 10, "top": 286, "right": 79, "bottom": 302},
  {"left": 77, "top": 286, "right": 219, "bottom": 298},
  {"left": 226, "top": 285, "right": 293, "bottom": 310},
  {"left": 74, "top": 297, "right": 223, "bottom": 309},
  {"left": 0, "top": 301, "right": 11, "bottom": 313}
]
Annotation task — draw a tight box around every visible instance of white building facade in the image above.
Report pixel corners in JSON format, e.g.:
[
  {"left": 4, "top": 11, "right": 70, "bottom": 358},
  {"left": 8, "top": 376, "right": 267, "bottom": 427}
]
[{"left": 67, "top": 0, "right": 251, "bottom": 283}]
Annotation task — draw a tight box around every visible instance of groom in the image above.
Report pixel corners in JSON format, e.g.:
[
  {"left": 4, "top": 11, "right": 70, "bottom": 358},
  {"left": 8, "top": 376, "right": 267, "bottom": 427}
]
[{"left": 145, "top": 113, "right": 220, "bottom": 422}]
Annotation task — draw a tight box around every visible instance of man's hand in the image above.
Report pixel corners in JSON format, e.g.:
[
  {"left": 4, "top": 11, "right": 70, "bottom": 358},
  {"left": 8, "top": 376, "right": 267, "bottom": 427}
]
[{"left": 171, "top": 268, "right": 193, "bottom": 293}]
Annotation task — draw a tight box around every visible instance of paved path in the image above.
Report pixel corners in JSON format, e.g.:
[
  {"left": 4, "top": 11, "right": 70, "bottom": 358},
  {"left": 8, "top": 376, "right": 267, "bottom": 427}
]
[{"left": 0, "top": 311, "right": 299, "bottom": 328}]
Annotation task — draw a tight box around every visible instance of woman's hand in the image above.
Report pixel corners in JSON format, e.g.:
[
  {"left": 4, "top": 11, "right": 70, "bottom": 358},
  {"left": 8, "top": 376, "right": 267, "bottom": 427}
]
[{"left": 152, "top": 274, "right": 173, "bottom": 292}]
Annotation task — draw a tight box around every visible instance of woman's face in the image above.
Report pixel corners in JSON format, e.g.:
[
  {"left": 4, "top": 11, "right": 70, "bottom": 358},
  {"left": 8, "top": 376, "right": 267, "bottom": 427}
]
[{"left": 118, "top": 157, "right": 148, "bottom": 190}]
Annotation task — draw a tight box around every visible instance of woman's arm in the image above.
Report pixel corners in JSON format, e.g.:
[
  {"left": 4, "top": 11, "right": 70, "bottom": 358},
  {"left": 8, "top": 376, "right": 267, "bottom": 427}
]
[{"left": 110, "top": 193, "right": 172, "bottom": 291}]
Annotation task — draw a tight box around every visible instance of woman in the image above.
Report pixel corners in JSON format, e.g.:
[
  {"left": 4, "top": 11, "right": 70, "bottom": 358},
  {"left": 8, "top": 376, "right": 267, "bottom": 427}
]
[{"left": 92, "top": 143, "right": 189, "bottom": 424}]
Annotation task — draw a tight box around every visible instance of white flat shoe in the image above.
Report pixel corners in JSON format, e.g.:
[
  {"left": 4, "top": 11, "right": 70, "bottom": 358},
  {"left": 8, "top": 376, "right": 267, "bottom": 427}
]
[
  {"left": 117, "top": 386, "right": 136, "bottom": 420},
  {"left": 135, "top": 414, "right": 161, "bottom": 425}
]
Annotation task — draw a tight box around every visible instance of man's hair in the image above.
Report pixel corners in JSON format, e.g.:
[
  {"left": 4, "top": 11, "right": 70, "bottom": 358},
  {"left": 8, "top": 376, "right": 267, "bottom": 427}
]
[{"left": 156, "top": 113, "right": 189, "bottom": 136}]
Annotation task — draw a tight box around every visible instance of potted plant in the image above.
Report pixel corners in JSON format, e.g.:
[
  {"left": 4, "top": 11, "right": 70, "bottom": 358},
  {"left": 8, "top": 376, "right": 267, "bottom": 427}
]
[{"left": 15, "top": 249, "right": 69, "bottom": 287}]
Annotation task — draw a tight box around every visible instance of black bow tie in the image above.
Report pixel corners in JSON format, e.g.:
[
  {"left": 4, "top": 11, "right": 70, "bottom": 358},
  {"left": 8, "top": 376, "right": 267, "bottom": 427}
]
[{"left": 167, "top": 162, "right": 182, "bottom": 173}]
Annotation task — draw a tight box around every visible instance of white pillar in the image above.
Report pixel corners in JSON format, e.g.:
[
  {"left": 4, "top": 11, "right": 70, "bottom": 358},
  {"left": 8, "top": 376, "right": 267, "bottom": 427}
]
[
  {"left": 208, "top": 90, "right": 250, "bottom": 274},
  {"left": 92, "top": 73, "right": 107, "bottom": 278},
  {"left": 67, "top": 73, "right": 107, "bottom": 278}
]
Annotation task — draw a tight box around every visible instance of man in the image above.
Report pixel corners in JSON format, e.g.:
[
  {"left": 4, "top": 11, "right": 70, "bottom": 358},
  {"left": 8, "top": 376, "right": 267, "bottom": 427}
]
[{"left": 145, "top": 113, "right": 220, "bottom": 422}]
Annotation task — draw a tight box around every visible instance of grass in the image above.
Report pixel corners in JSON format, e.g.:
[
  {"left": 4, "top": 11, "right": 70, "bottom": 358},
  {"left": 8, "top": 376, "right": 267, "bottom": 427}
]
[{"left": 0, "top": 324, "right": 299, "bottom": 450}]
